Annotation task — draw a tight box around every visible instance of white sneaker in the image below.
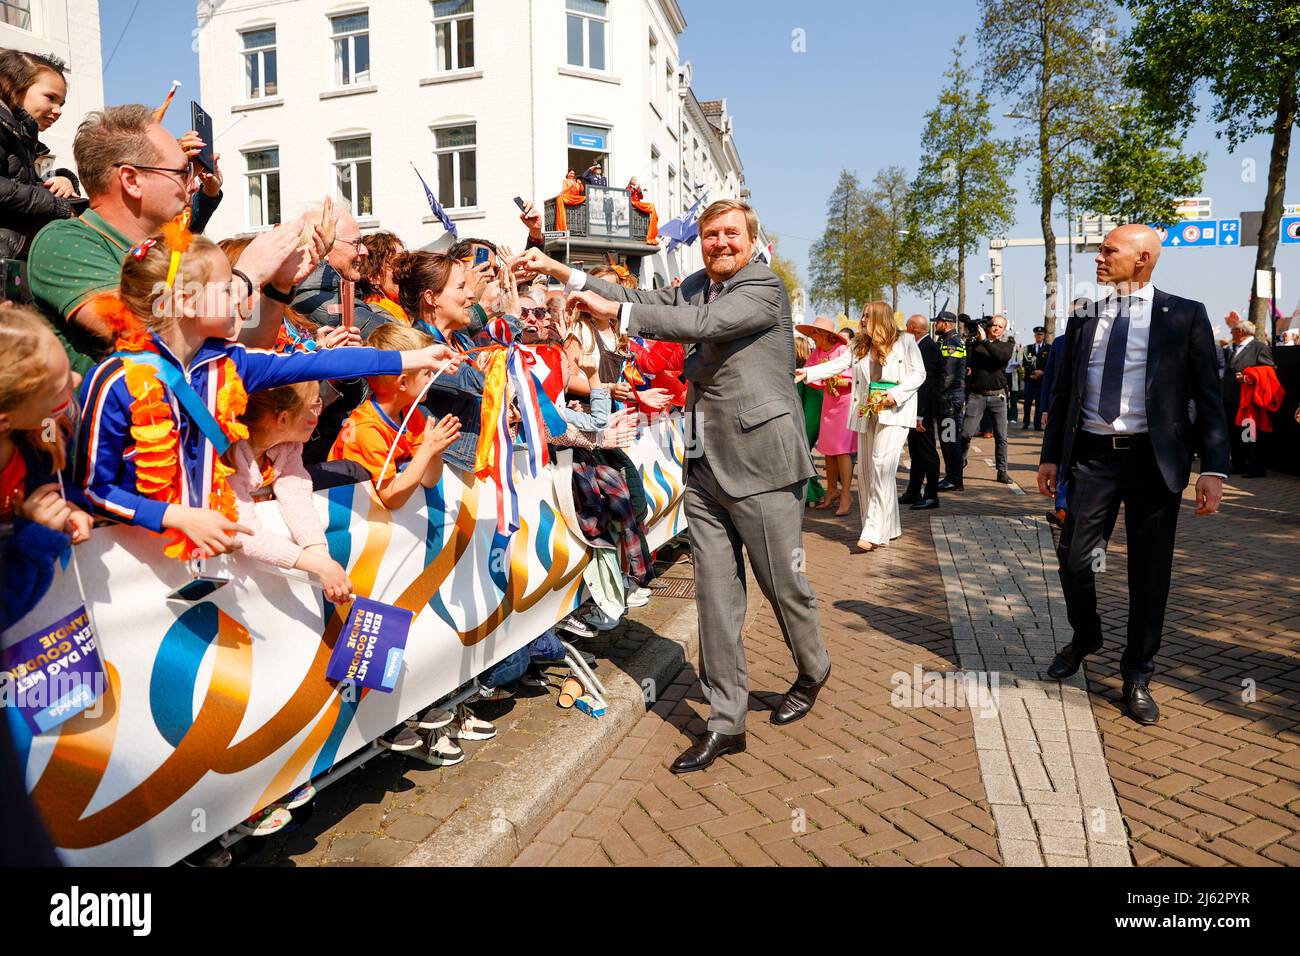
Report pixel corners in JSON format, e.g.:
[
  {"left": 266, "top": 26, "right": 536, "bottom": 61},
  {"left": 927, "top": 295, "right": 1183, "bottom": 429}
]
[
  {"left": 625, "top": 589, "right": 650, "bottom": 608},
  {"left": 406, "top": 705, "right": 455, "bottom": 731},
  {"left": 279, "top": 783, "right": 316, "bottom": 809},
  {"left": 378, "top": 726, "right": 424, "bottom": 752},
  {"left": 557, "top": 614, "right": 597, "bottom": 639},
  {"left": 448, "top": 706, "right": 497, "bottom": 741},
  {"left": 406, "top": 731, "right": 465, "bottom": 767},
  {"left": 236, "top": 805, "right": 292, "bottom": 837}
]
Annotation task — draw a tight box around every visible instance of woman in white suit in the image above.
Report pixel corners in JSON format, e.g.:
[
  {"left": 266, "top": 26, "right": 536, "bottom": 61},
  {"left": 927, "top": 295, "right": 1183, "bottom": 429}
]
[{"left": 798, "top": 301, "right": 927, "bottom": 551}]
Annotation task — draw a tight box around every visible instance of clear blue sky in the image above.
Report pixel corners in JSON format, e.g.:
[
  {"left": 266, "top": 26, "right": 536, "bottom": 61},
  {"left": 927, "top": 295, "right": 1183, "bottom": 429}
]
[{"left": 99, "top": 0, "right": 1300, "bottom": 338}]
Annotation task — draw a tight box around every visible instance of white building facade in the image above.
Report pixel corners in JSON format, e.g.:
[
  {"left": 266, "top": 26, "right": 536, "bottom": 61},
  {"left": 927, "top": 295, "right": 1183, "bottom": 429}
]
[
  {"left": 196, "top": 0, "right": 752, "bottom": 286},
  {"left": 0, "top": 0, "right": 103, "bottom": 172}
]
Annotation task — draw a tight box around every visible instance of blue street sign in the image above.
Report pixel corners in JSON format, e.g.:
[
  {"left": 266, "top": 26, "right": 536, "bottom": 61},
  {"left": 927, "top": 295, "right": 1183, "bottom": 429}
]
[
  {"left": 569, "top": 132, "right": 605, "bottom": 150},
  {"left": 1157, "top": 220, "right": 1219, "bottom": 247},
  {"left": 1282, "top": 216, "right": 1300, "bottom": 244},
  {"left": 1217, "top": 219, "right": 1240, "bottom": 246}
]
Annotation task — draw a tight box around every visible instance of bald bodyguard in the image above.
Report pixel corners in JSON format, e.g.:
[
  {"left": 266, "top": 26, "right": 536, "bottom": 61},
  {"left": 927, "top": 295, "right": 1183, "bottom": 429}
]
[{"left": 1038, "top": 224, "right": 1229, "bottom": 725}]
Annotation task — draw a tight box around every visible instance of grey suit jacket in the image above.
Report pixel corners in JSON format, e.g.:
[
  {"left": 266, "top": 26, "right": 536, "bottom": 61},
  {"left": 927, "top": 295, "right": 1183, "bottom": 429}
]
[{"left": 583, "top": 262, "right": 815, "bottom": 498}]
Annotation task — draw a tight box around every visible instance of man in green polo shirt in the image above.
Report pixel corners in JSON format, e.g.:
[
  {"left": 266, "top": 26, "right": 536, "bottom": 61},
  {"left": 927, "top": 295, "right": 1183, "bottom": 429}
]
[{"left": 27, "top": 104, "right": 223, "bottom": 375}]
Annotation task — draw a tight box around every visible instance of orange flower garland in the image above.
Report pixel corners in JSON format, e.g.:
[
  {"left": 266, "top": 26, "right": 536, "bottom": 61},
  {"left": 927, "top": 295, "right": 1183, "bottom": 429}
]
[{"left": 100, "top": 292, "right": 251, "bottom": 562}]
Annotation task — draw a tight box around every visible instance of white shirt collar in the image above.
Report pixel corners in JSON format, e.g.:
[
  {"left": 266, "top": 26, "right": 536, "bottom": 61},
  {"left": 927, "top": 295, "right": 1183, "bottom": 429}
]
[{"left": 1110, "top": 283, "right": 1156, "bottom": 303}]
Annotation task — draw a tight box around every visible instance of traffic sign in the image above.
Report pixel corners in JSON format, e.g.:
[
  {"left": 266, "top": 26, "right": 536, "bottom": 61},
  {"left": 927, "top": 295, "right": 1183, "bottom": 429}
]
[
  {"left": 1157, "top": 220, "right": 1219, "bottom": 247},
  {"left": 1173, "top": 196, "right": 1213, "bottom": 220},
  {"left": 1217, "top": 219, "right": 1240, "bottom": 246},
  {"left": 1282, "top": 216, "right": 1300, "bottom": 244}
]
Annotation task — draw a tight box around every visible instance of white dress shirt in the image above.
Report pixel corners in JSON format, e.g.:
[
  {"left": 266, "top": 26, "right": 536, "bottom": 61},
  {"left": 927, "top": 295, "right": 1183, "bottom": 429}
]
[
  {"left": 564, "top": 267, "right": 639, "bottom": 333},
  {"left": 1081, "top": 283, "right": 1155, "bottom": 435}
]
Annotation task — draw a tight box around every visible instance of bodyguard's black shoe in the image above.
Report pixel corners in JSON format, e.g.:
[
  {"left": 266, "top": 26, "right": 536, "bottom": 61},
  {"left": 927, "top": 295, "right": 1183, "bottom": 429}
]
[
  {"left": 1123, "top": 682, "right": 1160, "bottom": 725},
  {"left": 937, "top": 479, "right": 963, "bottom": 492},
  {"left": 669, "top": 731, "right": 746, "bottom": 774},
  {"left": 910, "top": 498, "right": 940, "bottom": 510},
  {"left": 772, "top": 664, "right": 831, "bottom": 725},
  {"left": 898, "top": 491, "right": 921, "bottom": 505},
  {"left": 1047, "top": 641, "right": 1101, "bottom": 680},
  {"left": 996, "top": 472, "right": 1015, "bottom": 484}
]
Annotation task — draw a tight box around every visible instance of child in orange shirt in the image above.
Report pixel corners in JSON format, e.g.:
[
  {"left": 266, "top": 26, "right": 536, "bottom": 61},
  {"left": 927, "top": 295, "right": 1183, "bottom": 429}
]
[{"left": 329, "top": 323, "right": 460, "bottom": 510}]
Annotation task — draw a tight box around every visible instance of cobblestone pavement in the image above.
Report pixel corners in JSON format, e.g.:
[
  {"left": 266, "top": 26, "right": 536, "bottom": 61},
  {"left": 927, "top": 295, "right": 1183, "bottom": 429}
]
[{"left": 517, "top": 428, "right": 1300, "bottom": 867}]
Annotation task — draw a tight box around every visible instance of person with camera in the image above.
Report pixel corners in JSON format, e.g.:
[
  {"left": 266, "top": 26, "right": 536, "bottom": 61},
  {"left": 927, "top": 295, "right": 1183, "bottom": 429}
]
[
  {"left": 933, "top": 312, "right": 967, "bottom": 492},
  {"left": 961, "top": 314, "right": 1014, "bottom": 484}
]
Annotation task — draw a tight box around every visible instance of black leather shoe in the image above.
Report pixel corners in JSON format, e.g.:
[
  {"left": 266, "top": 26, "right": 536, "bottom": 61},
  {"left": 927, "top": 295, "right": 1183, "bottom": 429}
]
[
  {"left": 910, "top": 497, "right": 940, "bottom": 510},
  {"left": 996, "top": 472, "right": 1015, "bottom": 484},
  {"left": 772, "top": 664, "right": 831, "bottom": 725},
  {"left": 898, "top": 491, "right": 921, "bottom": 505},
  {"left": 1123, "top": 682, "right": 1160, "bottom": 725},
  {"left": 1046, "top": 641, "right": 1101, "bottom": 680},
  {"left": 669, "top": 731, "right": 746, "bottom": 774},
  {"left": 937, "top": 479, "right": 963, "bottom": 492}
]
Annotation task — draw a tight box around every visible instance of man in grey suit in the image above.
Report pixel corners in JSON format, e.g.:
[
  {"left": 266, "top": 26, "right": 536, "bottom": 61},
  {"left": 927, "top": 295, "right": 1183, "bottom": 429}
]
[{"left": 517, "top": 200, "right": 831, "bottom": 773}]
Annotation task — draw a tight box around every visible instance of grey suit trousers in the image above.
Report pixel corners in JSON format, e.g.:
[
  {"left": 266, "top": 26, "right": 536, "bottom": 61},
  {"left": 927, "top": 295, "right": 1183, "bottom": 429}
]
[{"left": 685, "top": 451, "right": 829, "bottom": 734}]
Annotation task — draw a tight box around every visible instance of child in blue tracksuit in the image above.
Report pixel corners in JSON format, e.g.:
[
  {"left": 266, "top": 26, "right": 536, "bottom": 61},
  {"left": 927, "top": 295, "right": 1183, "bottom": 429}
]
[{"left": 75, "top": 230, "right": 460, "bottom": 558}]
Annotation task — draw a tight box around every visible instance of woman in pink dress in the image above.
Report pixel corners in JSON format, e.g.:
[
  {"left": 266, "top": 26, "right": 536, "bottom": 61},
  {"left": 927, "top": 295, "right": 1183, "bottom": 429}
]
[{"left": 795, "top": 316, "right": 856, "bottom": 516}]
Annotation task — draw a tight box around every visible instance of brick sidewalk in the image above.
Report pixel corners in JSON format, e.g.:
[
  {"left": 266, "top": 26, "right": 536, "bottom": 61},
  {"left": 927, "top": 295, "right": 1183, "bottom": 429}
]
[{"left": 516, "top": 426, "right": 1300, "bottom": 867}]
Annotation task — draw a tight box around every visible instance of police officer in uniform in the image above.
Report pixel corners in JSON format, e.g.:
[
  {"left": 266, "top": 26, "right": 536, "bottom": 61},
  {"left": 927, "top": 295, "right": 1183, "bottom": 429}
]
[
  {"left": 1021, "top": 325, "right": 1047, "bottom": 430},
  {"left": 934, "top": 311, "right": 968, "bottom": 492}
]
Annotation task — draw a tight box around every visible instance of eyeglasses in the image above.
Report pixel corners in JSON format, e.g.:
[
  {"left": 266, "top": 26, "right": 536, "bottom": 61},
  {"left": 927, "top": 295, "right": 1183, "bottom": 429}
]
[
  {"left": 333, "top": 237, "right": 367, "bottom": 253},
  {"left": 520, "top": 307, "right": 549, "bottom": 319},
  {"left": 113, "top": 161, "right": 196, "bottom": 185}
]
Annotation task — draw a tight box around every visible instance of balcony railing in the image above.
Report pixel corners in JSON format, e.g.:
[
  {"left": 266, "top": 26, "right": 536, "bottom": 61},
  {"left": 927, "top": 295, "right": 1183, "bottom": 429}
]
[{"left": 544, "top": 192, "right": 651, "bottom": 243}]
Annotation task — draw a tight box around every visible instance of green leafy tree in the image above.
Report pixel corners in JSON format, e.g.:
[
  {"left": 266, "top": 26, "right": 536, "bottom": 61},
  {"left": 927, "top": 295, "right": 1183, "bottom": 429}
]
[
  {"left": 863, "top": 166, "right": 913, "bottom": 312},
  {"left": 766, "top": 236, "right": 802, "bottom": 308},
  {"left": 911, "top": 37, "right": 1017, "bottom": 315},
  {"left": 979, "top": 0, "right": 1121, "bottom": 336},
  {"left": 1077, "top": 101, "right": 1206, "bottom": 225},
  {"left": 1124, "top": 0, "right": 1300, "bottom": 336},
  {"left": 809, "top": 170, "right": 878, "bottom": 317},
  {"left": 903, "top": 217, "right": 959, "bottom": 317}
]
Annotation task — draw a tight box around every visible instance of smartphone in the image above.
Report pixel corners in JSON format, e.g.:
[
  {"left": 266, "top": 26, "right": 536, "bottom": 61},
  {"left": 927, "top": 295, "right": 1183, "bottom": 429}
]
[
  {"left": 474, "top": 247, "right": 491, "bottom": 268},
  {"left": 168, "top": 575, "right": 228, "bottom": 602},
  {"left": 189, "top": 101, "right": 215, "bottom": 172},
  {"left": 513, "top": 196, "right": 528, "bottom": 211}
]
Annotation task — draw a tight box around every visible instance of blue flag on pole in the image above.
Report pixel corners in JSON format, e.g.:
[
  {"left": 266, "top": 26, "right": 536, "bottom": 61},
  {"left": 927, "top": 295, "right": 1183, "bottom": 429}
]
[
  {"left": 412, "top": 163, "right": 458, "bottom": 239},
  {"left": 661, "top": 197, "right": 704, "bottom": 253}
]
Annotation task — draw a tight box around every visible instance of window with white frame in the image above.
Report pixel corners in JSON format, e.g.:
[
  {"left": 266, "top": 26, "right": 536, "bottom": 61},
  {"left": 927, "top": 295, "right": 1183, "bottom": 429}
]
[
  {"left": 245, "top": 148, "right": 281, "bottom": 228},
  {"left": 648, "top": 35, "right": 657, "bottom": 108},
  {"left": 666, "top": 61, "right": 675, "bottom": 109},
  {"left": 241, "top": 27, "right": 278, "bottom": 100},
  {"left": 432, "top": 0, "right": 474, "bottom": 72},
  {"left": 565, "top": 0, "right": 607, "bottom": 71},
  {"left": 331, "top": 11, "right": 371, "bottom": 87},
  {"left": 650, "top": 147, "right": 660, "bottom": 206},
  {"left": 434, "top": 124, "right": 476, "bottom": 209},
  {"left": 333, "top": 136, "right": 374, "bottom": 217},
  {"left": 667, "top": 166, "right": 676, "bottom": 217},
  {"left": 1, "top": 1, "right": 31, "bottom": 29}
]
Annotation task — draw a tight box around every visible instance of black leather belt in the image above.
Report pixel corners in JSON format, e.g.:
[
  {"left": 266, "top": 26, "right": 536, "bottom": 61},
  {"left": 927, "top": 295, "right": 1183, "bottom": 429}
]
[{"left": 1078, "top": 431, "right": 1150, "bottom": 452}]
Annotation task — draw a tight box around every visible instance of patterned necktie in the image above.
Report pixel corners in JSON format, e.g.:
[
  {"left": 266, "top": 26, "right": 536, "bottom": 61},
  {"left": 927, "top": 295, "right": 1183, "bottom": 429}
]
[
  {"left": 707, "top": 281, "right": 725, "bottom": 303},
  {"left": 1097, "top": 296, "right": 1132, "bottom": 424}
]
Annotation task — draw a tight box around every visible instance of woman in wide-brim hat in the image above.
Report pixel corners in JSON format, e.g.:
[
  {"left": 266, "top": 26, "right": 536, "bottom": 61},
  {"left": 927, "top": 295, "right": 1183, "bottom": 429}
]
[{"left": 794, "top": 316, "right": 856, "bottom": 515}]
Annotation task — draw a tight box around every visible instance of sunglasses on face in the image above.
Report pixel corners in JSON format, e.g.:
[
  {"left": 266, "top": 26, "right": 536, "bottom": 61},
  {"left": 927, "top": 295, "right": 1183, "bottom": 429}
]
[{"left": 520, "top": 307, "right": 549, "bottom": 319}]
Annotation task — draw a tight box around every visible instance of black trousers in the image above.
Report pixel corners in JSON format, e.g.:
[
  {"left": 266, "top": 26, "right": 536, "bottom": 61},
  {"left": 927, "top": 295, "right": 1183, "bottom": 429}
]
[
  {"left": 1022, "top": 381, "right": 1042, "bottom": 427},
  {"left": 904, "top": 416, "right": 940, "bottom": 498},
  {"left": 1224, "top": 397, "right": 1263, "bottom": 474},
  {"left": 1057, "top": 435, "right": 1182, "bottom": 681},
  {"left": 939, "top": 391, "right": 965, "bottom": 481}
]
